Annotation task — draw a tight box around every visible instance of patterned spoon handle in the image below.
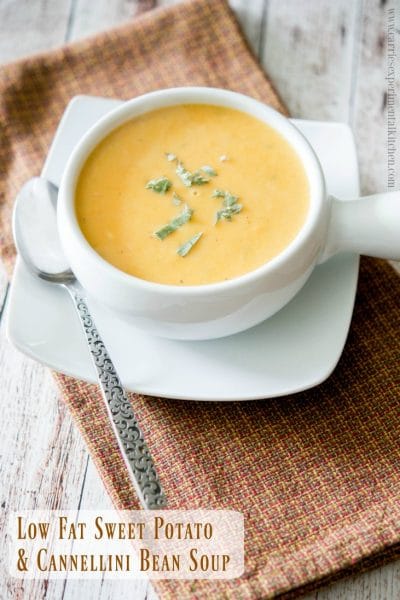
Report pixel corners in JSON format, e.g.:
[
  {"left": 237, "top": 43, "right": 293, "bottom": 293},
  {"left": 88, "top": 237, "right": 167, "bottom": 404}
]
[{"left": 65, "top": 281, "right": 167, "bottom": 509}]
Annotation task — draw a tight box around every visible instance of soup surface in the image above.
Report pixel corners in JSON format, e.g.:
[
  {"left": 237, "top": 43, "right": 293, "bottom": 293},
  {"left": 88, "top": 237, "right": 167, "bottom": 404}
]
[{"left": 76, "top": 104, "right": 309, "bottom": 285}]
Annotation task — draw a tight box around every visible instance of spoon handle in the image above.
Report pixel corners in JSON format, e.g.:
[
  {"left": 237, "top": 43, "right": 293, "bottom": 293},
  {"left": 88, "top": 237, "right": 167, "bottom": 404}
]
[{"left": 66, "top": 282, "right": 167, "bottom": 510}]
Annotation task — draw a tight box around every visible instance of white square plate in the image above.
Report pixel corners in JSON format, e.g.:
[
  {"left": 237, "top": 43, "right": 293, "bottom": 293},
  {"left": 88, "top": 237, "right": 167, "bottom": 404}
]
[{"left": 5, "top": 95, "right": 359, "bottom": 401}]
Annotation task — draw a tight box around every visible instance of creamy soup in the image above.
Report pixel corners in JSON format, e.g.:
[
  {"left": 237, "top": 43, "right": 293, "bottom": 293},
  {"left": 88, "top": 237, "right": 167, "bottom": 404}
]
[{"left": 76, "top": 105, "right": 309, "bottom": 286}]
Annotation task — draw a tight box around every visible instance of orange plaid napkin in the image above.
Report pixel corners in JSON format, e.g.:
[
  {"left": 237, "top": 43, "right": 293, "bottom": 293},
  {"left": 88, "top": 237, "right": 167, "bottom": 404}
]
[{"left": 1, "top": 1, "right": 399, "bottom": 598}]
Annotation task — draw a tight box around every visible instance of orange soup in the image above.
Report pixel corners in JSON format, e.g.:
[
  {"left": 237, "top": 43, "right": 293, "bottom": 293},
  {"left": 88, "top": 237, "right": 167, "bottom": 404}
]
[{"left": 76, "top": 105, "right": 309, "bottom": 285}]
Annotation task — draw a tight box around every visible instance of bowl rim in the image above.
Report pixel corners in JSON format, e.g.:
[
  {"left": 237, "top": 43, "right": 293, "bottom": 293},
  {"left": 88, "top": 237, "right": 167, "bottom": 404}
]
[{"left": 58, "top": 86, "right": 326, "bottom": 296}]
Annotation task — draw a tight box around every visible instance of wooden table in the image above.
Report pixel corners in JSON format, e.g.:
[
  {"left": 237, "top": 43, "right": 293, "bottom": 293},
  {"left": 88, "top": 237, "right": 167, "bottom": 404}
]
[{"left": 0, "top": 1, "right": 399, "bottom": 598}]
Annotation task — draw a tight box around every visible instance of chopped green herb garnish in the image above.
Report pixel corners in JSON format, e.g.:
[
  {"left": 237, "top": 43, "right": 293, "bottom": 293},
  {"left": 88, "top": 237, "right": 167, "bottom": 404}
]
[
  {"left": 201, "top": 165, "right": 217, "bottom": 177},
  {"left": 145, "top": 176, "right": 171, "bottom": 194},
  {"left": 176, "top": 162, "right": 193, "bottom": 187},
  {"left": 216, "top": 204, "right": 243, "bottom": 222},
  {"left": 191, "top": 170, "right": 210, "bottom": 185},
  {"left": 224, "top": 193, "right": 239, "bottom": 208},
  {"left": 175, "top": 161, "right": 210, "bottom": 187},
  {"left": 172, "top": 192, "right": 182, "bottom": 206},
  {"left": 154, "top": 204, "right": 193, "bottom": 240},
  {"left": 177, "top": 232, "right": 203, "bottom": 257},
  {"left": 167, "top": 154, "right": 214, "bottom": 186},
  {"left": 211, "top": 189, "right": 226, "bottom": 198},
  {"left": 212, "top": 189, "right": 243, "bottom": 223},
  {"left": 212, "top": 189, "right": 239, "bottom": 205}
]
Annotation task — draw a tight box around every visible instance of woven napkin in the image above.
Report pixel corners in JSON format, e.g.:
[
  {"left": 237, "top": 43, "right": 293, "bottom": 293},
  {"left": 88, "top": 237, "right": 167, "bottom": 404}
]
[{"left": 1, "top": 0, "right": 399, "bottom": 598}]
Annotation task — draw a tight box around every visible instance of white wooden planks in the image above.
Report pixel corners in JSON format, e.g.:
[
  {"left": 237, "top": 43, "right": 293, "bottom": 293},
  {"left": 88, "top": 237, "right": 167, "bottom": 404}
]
[{"left": 260, "top": 0, "right": 360, "bottom": 121}]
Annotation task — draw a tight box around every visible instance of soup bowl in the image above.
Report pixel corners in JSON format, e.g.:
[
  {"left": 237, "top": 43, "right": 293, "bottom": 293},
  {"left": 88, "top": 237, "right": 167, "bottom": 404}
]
[{"left": 58, "top": 87, "right": 400, "bottom": 340}]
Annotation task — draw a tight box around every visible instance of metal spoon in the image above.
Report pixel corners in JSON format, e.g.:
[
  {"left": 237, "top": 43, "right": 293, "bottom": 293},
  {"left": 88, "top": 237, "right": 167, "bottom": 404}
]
[{"left": 13, "top": 177, "right": 167, "bottom": 509}]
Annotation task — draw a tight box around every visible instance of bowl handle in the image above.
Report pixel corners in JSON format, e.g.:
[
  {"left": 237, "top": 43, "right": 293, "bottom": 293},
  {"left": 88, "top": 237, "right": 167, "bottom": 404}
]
[{"left": 319, "top": 192, "right": 400, "bottom": 264}]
